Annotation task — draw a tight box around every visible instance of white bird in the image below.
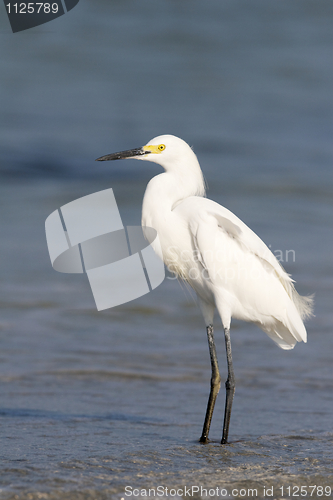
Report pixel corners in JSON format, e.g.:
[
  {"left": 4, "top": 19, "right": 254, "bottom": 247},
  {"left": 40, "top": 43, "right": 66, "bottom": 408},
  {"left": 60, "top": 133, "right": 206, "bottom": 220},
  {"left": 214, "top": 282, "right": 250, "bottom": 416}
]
[{"left": 96, "top": 134, "right": 313, "bottom": 444}]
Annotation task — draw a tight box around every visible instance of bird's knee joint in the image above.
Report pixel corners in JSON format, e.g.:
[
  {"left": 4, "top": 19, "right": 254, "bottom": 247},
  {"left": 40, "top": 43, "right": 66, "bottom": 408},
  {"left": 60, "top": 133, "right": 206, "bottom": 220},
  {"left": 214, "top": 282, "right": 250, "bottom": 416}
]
[
  {"left": 211, "top": 373, "right": 221, "bottom": 390},
  {"left": 225, "top": 379, "right": 235, "bottom": 392}
]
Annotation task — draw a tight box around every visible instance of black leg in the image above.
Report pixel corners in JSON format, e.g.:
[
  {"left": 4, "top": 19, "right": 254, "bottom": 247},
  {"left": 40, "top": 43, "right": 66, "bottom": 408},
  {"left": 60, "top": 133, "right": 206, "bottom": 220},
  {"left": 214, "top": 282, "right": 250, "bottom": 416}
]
[
  {"left": 221, "top": 327, "right": 235, "bottom": 444},
  {"left": 199, "top": 325, "right": 221, "bottom": 443}
]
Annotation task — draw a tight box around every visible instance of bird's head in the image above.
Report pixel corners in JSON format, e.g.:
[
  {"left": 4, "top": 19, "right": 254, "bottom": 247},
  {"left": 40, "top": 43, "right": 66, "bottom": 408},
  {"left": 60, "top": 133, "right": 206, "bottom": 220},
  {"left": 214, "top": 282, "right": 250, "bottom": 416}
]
[{"left": 96, "top": 134, "right": 199, "bottom": 173}]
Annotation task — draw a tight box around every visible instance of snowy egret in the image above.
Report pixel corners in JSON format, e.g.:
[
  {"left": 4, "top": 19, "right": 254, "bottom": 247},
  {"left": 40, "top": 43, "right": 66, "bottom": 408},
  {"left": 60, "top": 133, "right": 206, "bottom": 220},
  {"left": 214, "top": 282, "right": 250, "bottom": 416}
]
[{"left": 96, "top": 135, "right": 313, "bottom": 444}]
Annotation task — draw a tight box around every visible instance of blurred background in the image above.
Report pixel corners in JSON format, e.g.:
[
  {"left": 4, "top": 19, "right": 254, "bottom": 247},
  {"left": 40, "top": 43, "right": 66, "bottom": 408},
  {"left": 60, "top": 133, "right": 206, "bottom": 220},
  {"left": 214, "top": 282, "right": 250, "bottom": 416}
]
[{"left": 0, "top": 1, "right": 332, "bottom": 499}]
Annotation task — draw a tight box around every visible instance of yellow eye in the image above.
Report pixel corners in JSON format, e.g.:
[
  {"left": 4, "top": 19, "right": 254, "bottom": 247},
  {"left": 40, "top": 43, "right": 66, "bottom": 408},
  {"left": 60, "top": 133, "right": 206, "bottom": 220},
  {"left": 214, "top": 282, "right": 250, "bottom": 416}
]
[{"left": 158, "top": 144, "right": 166, "bottom": 151}]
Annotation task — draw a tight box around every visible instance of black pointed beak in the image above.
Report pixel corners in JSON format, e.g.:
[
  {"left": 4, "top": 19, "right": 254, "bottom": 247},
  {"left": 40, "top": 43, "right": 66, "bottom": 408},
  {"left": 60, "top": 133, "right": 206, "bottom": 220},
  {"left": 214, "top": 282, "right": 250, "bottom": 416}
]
[{"left": 95, "top": 147, "right": 149, "bottom": 162}]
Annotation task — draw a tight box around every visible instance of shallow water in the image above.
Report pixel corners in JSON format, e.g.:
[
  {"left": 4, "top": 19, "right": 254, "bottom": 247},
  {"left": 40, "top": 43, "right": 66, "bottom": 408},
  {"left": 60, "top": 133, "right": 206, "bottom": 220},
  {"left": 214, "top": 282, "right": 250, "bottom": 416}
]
[
  {"left": 0, "top": 0, "right": 332, "bottom": 498},
  {"left": 0, "top": 177, "right": 331, "bottom": 499}
]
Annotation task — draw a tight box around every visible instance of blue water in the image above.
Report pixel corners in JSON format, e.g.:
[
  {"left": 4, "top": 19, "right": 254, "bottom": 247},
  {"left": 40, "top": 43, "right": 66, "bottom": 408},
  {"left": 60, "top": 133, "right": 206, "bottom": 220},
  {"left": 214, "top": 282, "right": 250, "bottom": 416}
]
[{"left": 0, "top": 0, "right": 332, "bottom": 499}]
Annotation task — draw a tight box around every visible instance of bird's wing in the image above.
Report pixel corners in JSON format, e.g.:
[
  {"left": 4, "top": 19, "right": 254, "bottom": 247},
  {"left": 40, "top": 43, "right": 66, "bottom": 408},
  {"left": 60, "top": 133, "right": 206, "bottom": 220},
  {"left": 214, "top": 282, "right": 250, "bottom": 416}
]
[
  {"left": 174, "top": 196, "right": 309, "bottom": 349},
  {"left": 175, "top": 196, "right": 292, "bottom": 287}
]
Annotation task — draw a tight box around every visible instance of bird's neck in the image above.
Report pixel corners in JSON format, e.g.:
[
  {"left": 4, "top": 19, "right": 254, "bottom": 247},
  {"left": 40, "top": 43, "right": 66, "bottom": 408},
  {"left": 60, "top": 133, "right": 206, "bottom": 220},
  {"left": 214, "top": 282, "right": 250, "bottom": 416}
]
[{"left": 142, "top": 169, "right": 205, "bottom": 228}]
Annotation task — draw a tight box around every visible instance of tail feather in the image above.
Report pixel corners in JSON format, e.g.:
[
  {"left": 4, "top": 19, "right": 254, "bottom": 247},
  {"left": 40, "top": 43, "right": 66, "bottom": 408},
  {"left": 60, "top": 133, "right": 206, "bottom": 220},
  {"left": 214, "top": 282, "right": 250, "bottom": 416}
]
[
  {"left": 260, "top": 291, "right": 312, "bottom": 350},
  {"left": 277, "top": 260, "right": 314, "bottom": 321},
  {"left": 291, "top": 287, "right": 314, "bottom": 320},
  {"left": 263, "top": 322, "right": 297, "bottom": 350}
]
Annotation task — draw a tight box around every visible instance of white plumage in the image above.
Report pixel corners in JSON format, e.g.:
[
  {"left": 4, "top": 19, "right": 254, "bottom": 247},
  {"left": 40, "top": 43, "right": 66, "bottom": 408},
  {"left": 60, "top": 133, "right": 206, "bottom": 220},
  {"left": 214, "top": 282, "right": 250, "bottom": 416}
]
[
  {"left": 97, "top": 134, "right": 313, "bottom": 443},
  {"left": 140, "top": 135, "right": 312, "bottom": 350}
]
